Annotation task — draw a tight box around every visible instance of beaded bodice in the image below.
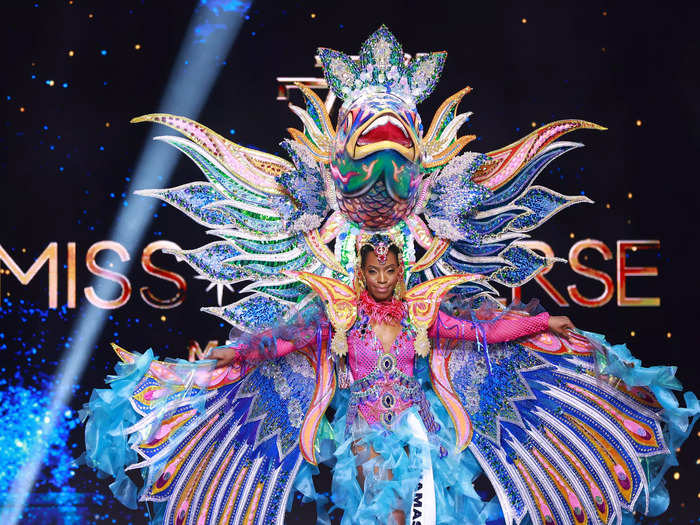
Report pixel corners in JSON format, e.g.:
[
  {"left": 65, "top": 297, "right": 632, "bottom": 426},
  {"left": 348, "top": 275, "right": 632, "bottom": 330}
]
[
  {"left": 347, "top": 316, "right": 415, "bottom": 381},
  {"left": 345, "top": 311, "right": 438, "bottom": 432}
]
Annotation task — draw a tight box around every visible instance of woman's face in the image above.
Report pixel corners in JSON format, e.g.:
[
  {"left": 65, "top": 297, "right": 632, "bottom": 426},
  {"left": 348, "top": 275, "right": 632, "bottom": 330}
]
[{"left": 361, "top": 250, "right": 400, "bottom": 302}]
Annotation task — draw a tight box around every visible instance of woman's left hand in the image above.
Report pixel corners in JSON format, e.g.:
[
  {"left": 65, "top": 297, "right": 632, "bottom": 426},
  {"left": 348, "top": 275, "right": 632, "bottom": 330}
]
[
  {"left": 548, "top": 315, "right": 576, "bottom": 340},
  {"left": 209, "top": 346, "right": 240, "bottom": 368}
]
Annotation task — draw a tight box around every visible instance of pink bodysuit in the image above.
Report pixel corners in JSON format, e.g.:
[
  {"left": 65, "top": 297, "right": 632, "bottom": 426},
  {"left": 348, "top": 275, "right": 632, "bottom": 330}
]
[
  {"left": 343, "top": 308, "right": 549, "bottom": 431},
  {"left": 231, "top": 308, "right": 550, "bottom": 431}
]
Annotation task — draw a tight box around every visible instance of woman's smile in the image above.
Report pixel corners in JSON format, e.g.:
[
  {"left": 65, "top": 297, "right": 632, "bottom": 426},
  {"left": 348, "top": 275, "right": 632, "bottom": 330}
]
[{"left": 361, "top": 249, "right": 401, "bottom": 302}]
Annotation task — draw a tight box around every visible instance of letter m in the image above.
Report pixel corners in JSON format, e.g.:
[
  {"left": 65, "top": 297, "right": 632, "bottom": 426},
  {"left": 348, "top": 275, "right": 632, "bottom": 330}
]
[
  {"left": 0, "top": 243, "right": 58, "bottom": 308},
  {"left": 413, "top": 490, "right": 423, "bottom": 508}
]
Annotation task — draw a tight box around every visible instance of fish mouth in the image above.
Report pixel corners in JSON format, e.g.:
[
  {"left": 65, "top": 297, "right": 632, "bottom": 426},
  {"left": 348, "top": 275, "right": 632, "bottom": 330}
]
[{"left": 348, "top": 110, "right": 419, "bottom": 162}]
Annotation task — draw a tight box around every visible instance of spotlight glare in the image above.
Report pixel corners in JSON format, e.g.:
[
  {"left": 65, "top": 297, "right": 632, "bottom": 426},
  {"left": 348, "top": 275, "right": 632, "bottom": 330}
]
[{"left": 1, "top": 5, "right": 251, "bottom": 523}]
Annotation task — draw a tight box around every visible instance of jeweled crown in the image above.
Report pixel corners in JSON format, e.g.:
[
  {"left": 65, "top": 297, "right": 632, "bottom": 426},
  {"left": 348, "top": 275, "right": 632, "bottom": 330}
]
[
  {"left": 356, "top": 232, "right": 404, "bottom": 261},
  {"left": 318, "top": 25, "right": 446, "bottom": 104}
]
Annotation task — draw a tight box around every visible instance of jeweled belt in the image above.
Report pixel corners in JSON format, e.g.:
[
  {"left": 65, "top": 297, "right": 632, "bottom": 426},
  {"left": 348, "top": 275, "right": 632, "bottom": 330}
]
[{"left": 345, "top": 358, "right": 439, "bottom": 435}]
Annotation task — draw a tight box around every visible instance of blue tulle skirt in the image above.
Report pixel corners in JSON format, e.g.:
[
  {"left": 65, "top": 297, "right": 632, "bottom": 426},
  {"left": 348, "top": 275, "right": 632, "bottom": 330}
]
[{"left": 325, "top": 390, "right": 497, "bottom": 525}]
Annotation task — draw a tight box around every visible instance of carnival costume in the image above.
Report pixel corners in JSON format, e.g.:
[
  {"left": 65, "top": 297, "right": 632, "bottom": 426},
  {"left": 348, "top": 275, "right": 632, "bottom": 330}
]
[{"left": 82, "top": 27, "right": 699, "bottom": 525}]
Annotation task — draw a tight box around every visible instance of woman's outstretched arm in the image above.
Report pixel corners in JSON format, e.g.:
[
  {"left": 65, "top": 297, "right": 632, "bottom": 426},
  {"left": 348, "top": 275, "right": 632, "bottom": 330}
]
[
  {"left": 428, "top": 310, "right": 575, "bottom": 342},
  {"left": 209, "top": 325, "right": 331, "bottom": 368}
]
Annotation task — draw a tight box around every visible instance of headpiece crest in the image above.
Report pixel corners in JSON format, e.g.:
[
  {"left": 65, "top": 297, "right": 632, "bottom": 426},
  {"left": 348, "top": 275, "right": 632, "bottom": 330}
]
[
  {"left": 356, "top": 232, "right": 404, "bottom": 265},
  {"left": 318, "top": 25, "right": 446, "bottom": 104}
]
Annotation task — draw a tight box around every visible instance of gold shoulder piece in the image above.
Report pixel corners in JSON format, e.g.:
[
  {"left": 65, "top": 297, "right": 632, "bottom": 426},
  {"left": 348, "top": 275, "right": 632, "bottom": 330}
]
[
  {"left": 283, "top": 271, "right": 357, "bottom": 356},
  {"left": 405, "top": 274, "right": 483, "bottom": 356}
]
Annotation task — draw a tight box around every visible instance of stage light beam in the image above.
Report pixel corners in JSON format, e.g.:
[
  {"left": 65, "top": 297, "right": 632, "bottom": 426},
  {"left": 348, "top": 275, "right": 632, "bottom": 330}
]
[{"left": 2, "top": 3, "right": 250, "bottom": 522}]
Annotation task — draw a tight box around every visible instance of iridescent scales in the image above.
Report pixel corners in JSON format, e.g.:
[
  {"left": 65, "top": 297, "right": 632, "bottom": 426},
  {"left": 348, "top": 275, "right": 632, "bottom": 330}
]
[
  {"left": 451, "top": 326, "right": 670, "bottom": 525},
  {"left": 123, "top": 343, "right": 320, "bottom": 525}
]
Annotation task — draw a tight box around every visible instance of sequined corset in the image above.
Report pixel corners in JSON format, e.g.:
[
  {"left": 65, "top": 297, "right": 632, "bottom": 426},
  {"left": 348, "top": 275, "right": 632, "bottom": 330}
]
[{"left": 345, "top": 315, "right": 438, "bottom": 434}]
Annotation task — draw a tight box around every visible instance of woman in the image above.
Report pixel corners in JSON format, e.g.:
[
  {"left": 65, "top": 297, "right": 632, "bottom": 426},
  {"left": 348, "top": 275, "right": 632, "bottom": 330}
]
[
  {"left": 208, "top": 234, "right": 575, "bottom": 524},
  {"left": 83, "top": 232, "right": 696, "bottom": 525}
]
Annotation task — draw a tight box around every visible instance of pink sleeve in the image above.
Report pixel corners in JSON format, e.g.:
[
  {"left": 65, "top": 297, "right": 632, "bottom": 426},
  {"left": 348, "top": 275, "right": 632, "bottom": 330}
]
[
  {"left": 221, "top": 325, "right": 331, "bottom": 363},
  {"left": 275, "top": 339, "right": 297, "bottom": 358},
  {"left": 428, "top": 310, "right": 550, "bottom": 343}
]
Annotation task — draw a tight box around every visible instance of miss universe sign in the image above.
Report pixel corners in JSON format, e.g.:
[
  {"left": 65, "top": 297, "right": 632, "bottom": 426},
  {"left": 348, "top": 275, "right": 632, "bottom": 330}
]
[{"left": 0, "top": 238, "right": 660, "bottom": 310}]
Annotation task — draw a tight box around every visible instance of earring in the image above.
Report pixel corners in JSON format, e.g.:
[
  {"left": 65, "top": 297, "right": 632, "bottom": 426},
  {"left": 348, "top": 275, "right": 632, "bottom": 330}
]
[
  {"left": 353, "top": 263, "right": 365, "bottom": 296},
  {"left": 393, "top": 280, "right": 406, "bottom": 300},
  {"left": 393, "top": 262, "right": 406, "bottom": 300}
]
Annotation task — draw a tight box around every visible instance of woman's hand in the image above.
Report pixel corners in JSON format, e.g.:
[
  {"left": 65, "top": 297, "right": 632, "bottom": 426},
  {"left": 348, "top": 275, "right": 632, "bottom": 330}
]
[
  {"left": 548, "top": 315, "right": 575, "bottom": 340},
  {"left": 208, "top": 346, "right": 239, "bottom": 368},
  {"left": 187, "top": 340, "right": 220, "bottom": 362}
]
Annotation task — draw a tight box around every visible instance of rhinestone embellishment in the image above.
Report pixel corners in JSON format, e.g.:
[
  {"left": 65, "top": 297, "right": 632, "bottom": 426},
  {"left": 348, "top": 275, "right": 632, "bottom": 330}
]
[
  {"left": 381, "top": 392, "right": 396, "bottom": 409},
  {"left": 380, "top": 353, "right": 396, "bottom": 373},
  {"left": 382, "top": 410, "right": 395, "bottom": 426}
]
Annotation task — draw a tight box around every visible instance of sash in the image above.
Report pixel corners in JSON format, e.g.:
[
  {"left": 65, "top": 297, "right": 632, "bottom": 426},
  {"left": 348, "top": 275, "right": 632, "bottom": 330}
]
[{"left": 406, "top": 411, "right": 436, "bottom": 525}]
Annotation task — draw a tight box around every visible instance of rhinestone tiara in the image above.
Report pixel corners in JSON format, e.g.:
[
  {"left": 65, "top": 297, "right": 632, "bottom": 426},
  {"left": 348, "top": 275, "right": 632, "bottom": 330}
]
[{"left": 317, "top": 25, "right": 446, "bottom": 105}]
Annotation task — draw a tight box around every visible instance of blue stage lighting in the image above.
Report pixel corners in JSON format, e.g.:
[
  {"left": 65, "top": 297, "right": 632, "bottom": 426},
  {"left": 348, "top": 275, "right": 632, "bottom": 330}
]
[{"left": 1, "top": 3, "right": 250, "bottom": 523}]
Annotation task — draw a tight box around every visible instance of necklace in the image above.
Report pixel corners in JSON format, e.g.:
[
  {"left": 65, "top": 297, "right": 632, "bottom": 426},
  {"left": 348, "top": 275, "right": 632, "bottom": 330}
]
[{"left": 358, "top": 290, "right": 406, "bottom": 326}]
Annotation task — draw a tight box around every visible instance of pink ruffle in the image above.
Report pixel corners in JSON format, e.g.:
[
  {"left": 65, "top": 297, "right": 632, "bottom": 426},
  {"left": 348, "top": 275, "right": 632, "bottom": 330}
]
[{"left": 358, "top": 291, "right": 406, "bottom": 325}]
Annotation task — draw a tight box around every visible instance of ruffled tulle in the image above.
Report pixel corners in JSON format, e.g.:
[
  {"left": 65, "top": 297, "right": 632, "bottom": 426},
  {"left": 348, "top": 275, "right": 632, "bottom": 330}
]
[
  {"left": 78, "top": 349, "right": 155, "bottom": 509},
  {"left": 326, "top": 384, "right": 493, "bottom": 525},
  {"left": 81, "top": 332, "right": 699, "bottom": 525},
  {"left": 584, "top": 330, "right": 700, "bottom": 517},
  {"left": 79, "top": 347, "right": 213, "bottom": 520}
]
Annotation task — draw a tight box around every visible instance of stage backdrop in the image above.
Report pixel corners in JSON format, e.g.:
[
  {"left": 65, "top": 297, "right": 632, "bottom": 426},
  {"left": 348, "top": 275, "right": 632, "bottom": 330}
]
[{"left": 2, "top": 1, "right": 699, "bottom": 523}]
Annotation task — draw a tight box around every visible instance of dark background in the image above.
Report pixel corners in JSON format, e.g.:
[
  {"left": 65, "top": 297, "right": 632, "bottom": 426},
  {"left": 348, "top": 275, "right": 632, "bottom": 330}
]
[{"left": 1, "top": 1, "right": 699, "bottom": 523}]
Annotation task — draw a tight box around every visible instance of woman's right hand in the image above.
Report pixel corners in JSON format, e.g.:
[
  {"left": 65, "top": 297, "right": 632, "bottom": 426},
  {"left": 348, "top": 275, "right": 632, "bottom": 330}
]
[{"left": 208, "top": 346, "right": 239, "bottom": 368}]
